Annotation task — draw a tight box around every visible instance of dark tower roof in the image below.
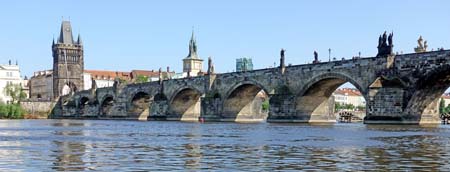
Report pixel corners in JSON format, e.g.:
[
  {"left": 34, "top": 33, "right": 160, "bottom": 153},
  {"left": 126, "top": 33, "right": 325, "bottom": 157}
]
[
  {"left": 185, "top": 30, "right": 199, "bottom": 59},
  {"left": 58, "top": 21, "right": 74, "bottom": 44}
]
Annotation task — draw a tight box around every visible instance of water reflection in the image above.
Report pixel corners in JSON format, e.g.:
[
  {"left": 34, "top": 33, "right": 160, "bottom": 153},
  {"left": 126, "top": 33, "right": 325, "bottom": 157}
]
[
  {"left": 183, "top": 125, "right": 202, "bottom": 170},
  {"left": 52, "top": 141, "right": 87, "bottom": 171},
  {"left": 0, "top": 120, "right": 448, "bottom": 170},
  {"left": 51, "top": 120, "right": 87, "bottom": 171}
]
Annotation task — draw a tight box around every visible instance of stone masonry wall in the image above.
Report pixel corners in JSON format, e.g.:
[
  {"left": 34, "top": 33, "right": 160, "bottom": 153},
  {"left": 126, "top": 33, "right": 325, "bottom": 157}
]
[{"left": 21, "top": 101, "right": 56, "bottom": 118}]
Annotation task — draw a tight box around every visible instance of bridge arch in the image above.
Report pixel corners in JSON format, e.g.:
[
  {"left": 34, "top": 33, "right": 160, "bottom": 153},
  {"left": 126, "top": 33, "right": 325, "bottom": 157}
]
[
  {"left": 222, "top": 81, "right": 270, "bottom": 122},
  {"left": 99, "top": 95, "right": 114, "bottom": 117},
  {"left": 128, "top": 91, "right": 151, "bottom": 120},
  {"left": 295, "top": 72, "right": 367, "bottom": 123},
  {"left": 168, "top": 86, "right": 203, "bottom": 121},
  {"left": 405, "top": 64, "right": 450, "bottom": 123}
]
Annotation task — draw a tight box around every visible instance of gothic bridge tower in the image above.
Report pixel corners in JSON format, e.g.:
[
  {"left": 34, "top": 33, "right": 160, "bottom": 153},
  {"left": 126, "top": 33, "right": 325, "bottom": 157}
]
[
  {"left": 183, "top": 31, "right": 203, "bottom": 77},
  {"left": 52, "top": 21, "right": 84, "bottom": 99}
]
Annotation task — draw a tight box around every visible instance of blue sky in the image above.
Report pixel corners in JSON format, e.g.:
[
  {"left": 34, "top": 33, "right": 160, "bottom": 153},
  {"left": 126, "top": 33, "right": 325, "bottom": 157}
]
[{"left": 1, "top": 0, "right": 449, "bottom": 79}]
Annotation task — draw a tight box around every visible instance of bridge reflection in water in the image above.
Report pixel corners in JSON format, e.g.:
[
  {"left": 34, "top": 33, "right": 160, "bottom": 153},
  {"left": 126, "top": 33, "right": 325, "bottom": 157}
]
[{"left": 54, "top": 50, "right": 450, "bottom": 125}]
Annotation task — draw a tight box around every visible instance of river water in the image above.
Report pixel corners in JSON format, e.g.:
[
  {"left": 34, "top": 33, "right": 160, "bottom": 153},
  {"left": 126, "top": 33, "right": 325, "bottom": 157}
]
[{"left": 0, "top": 120, "right": 449, "bottom": 171}]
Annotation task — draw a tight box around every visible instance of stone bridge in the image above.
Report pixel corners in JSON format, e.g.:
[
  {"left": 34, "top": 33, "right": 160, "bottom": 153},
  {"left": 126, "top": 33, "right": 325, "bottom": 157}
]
[{"left": 51, "top": 50, "right": 450, "bottom": 124}]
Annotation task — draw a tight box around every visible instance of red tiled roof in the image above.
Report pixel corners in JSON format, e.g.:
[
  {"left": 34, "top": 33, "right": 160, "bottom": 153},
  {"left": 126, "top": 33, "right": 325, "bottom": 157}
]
[
  {"left": 84, "top": 70, "right": 131, "bottom": 81},
  {"left": 131, "top": 70, "right": 160, "bottom": 78},
  {"left": 442, "top": 93, "right": 450, "bottom": 99},
  {"left": 334, "top": 88, "right": 362, "bottom": 96}
]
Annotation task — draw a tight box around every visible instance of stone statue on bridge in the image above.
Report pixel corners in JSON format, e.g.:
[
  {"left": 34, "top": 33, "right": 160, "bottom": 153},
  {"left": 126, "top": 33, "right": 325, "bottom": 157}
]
[
  {"left": 414, "top": 36, "right": 428, "bottom": 53},
  {"left": 90, "top": 77, "right": 97, "bottom": 97},
  {"left": 388, "top": 32, "right": 393, "bottom": 47},
  {"left": 382, "top": 31, "right": 388, "bottom": 46},
  {"left": 313, "top": 51, "right": 319, "bottom": 64},
  {"left": 280, "top": 49, "right": 286, "bottom": 74},
  {"left": 208, "top": 56, "right": 215, "bottom": 75},
  {"left": 377, "top": 31, "right": 394, "bottom": 57},
  {"left": 159, "top": 67, "right": 163, "bottom": 84},
  {"left": 91, "top": 77, "right": 97, "bottom": 90},
  {"left": 113, "top": 77, "right": 121, "bottom": 94}
]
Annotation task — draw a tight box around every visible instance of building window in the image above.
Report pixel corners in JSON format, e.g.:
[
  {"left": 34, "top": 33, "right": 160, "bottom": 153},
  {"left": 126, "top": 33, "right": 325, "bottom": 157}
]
[{"left": 236, "top": 58, "right": 253, "bottom": 72}]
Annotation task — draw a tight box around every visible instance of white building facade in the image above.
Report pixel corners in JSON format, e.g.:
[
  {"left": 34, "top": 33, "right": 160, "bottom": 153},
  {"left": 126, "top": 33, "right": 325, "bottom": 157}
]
[
  {"left": 333, "top": 88, "right": 366, "bottom": 107},
  {"left": 0, "top": 63, "right": 24, "bottom": 103}
]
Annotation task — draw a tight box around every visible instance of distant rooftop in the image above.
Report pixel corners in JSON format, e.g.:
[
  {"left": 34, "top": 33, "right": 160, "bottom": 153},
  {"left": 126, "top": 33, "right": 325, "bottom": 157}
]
[{"left": 334, "top": 88, "right": 362, "bottom": 96}]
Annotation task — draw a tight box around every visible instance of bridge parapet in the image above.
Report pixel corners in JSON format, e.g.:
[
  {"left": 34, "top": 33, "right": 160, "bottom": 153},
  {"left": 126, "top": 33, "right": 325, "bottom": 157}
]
[{"left": 395, "top": 50, "right": 450, "bottom": 71}]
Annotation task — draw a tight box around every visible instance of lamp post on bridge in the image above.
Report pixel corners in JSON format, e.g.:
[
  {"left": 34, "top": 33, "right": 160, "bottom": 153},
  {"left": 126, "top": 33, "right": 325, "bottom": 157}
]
[{"left": 328, "top": 48, "right": 331, "bottom": 62}]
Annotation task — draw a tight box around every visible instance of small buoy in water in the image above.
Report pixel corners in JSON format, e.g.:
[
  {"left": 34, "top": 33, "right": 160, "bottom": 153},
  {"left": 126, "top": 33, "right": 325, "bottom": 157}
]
[{"left": 199, "top": 117, "right": 205, "bottom": 123}]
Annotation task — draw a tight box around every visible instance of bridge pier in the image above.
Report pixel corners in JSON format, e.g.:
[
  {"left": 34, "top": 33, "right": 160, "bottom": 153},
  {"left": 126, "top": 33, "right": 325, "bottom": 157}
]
[
  {"left": 266, "top": 94, "right": 297, "bottom": 122},
  {"left": 365, "top": 81, "right": 441, "bottom": 124},
  {"left": 200, "top": 97, "right": 222, "bottom": 121},
  {"left": 148, "top": 100, "right": 169, "bottom": 120},
  {"left": 267, "top": 93, "right": 337, "bottom": 123}
]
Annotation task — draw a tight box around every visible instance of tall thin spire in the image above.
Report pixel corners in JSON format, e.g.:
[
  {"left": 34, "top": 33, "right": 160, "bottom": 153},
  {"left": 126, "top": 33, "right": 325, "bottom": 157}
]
[
  {"left": 77, "top": 33, "right": 82, "bottom": 45},
  {"left": 186, "top": 29, "right": 198, "bottom": 59}
]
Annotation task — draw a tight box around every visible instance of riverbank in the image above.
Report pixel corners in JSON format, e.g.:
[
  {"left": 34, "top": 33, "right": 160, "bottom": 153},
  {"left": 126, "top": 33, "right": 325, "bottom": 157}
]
[{"left": 0, "top": 103, "right": 25, "bottom": 119}]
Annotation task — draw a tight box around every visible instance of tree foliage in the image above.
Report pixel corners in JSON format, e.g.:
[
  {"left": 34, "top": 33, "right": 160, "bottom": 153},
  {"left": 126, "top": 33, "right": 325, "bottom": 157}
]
[
  {"left": 335, "top": 102, "right": 357, "bottom": 111},
  {"left": 440, "top": 98, "right": 450, "bottom": 114},
  {"left": 1, "top": 83, "right": 26, "bottom": 119},
  {"left": 262, "top": 99, "right": 269, "bottom": 112},
  {"left": 135, "top": 75, "right": 149, "bottom": 83},
  {"left": 3, "top": 83, "right": 27, "bottom": 104},
  {"left": 0, "top": 103, "right": 25, "bottom": 119}
]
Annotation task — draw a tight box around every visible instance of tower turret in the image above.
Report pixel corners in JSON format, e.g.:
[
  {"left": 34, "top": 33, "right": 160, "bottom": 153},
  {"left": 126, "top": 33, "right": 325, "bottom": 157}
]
[{"left": 77, "top": 33, "right": 82, "bottom": 45}]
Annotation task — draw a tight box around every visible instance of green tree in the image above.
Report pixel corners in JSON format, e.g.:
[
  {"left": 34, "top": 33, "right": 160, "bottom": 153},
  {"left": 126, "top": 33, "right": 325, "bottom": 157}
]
[
  {"left": 335, "top": 102, "right": 356, "bottom": 111},
  {"left": 0, "top": 103, "right": 24, "bottom": 119},
  {"left": 261, "top": 99, "right": 269, "bottom": 112},
  {"left": 335, "top": 102, "right": 342, "bottom": 111},
  {"left": 356, "top": 105, "right": 366, "bottom": 111},
  {"left": 440, "top": 98, "right": 446, "bottom": 114},
  {"left": 346, "top": 104, "right": 355, "bottom": 110},
  {"left": 116, "top": 77, "right": 128, "bottom": 85},
  {"left": 135, "top": 75, "right": 149, "bottom": 83},
  {"left": 3, "top": 83, "right": 27, "bottom": 104}
]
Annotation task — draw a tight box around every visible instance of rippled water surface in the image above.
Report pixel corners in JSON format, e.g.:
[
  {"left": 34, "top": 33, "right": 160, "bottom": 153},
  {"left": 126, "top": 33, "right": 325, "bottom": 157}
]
[{"left": 0, "top": 120, "right": 450, "bottom": 171}]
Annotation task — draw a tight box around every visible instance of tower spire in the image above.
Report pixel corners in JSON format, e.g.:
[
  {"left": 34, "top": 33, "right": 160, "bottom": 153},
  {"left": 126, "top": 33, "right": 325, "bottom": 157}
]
[
  {"left": 58, "top": 21, "right": 74, "bottom": 44},
  {"left": 182, "top": 29, "right": 203, "bottom": 77},
  {"left": 77, "top": 33, "right": 82, "bottom": 45},
  {"left": 187, "top": 28, "right": 198, "bottom": 59}
]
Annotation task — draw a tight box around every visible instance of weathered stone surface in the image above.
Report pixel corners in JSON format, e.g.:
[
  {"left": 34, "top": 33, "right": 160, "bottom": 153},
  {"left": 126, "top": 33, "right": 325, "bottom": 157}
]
[
  {"left": 21, "top": 101, "right": 56, "bottom": 118},
  {"left": 52, "top": 50, "right": 450, "bottom": 124}
]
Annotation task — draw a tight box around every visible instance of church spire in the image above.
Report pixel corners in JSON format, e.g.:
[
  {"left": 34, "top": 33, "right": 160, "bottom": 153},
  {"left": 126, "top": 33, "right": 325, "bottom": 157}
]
[
  {"left": 58, "top": 21, "right": 74, "bottom": 44},
  {"left": 186, "top": 29, "right": 198, "bottom": 59},
  {"left": 77, "top": 33, "right": 82, "bottom": 45}
]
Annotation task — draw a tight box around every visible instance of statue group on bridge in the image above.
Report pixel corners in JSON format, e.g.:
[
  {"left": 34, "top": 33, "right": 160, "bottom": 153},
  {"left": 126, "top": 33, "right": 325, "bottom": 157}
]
[
  {"left": 414, "top": 36, "right": 428, "bottom": 53},
  {"left": 376, "top": 31, "right": 394, "bottom": 57}
]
